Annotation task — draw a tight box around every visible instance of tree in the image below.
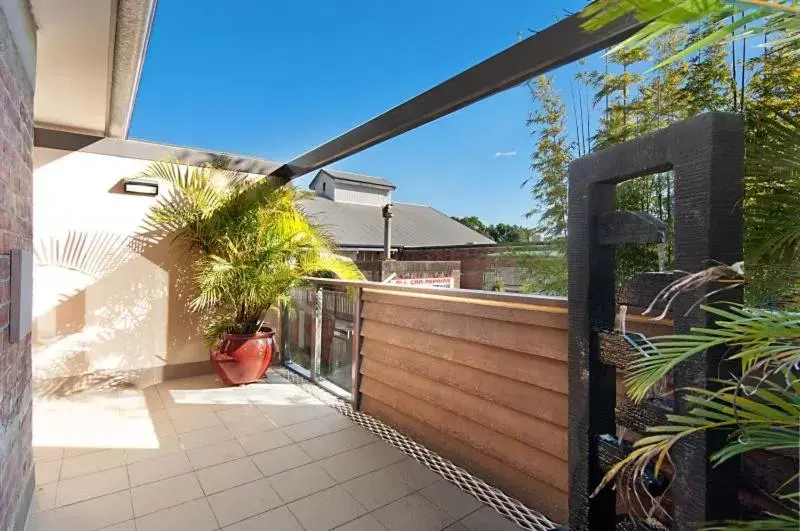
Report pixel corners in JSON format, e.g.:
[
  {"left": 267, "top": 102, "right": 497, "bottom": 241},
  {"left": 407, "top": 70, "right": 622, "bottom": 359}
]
[
  {"left": 525, "top": 75, "right": 572, "bottom": 239},
  {"left": 451, "top": 215, "right": 489, "bottom": 236},
  {"left": 143, "top": 162, "right": 363, "bottom": 345},
  {"left": 680, "top": 23, "right": 733, "bottom": 115},
  {"left": 487, "top": 223, "right": 532, "bottom": 244}
]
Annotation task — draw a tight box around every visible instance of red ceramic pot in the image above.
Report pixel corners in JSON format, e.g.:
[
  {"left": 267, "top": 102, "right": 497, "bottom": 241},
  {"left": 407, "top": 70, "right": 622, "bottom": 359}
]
[{"left": 211, "top": 329, "right": 275, "bottom": 385}]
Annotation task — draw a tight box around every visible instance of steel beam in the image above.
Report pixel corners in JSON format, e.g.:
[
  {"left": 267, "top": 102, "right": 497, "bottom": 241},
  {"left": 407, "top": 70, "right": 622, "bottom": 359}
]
[{"left": 269, "top": 12, "right": 643, "bottom": 180}]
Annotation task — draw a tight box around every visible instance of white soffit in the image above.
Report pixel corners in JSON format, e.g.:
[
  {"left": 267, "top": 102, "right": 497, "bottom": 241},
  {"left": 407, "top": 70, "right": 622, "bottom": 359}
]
[
  {"left": 32, "top": 0, "right": 156, "bottom": 137},
  {"left": 33, "top": 0, "right": 115, "bottom": 135}
]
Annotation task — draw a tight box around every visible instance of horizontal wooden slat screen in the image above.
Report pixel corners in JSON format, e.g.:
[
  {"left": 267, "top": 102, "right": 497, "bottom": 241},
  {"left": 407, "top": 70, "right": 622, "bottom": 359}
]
[
  {"left": 354, "top": 286, "right": 672, "bottom": 524},
  {"left": 358, "top": 288, "right": 571, "bottom": 522}
]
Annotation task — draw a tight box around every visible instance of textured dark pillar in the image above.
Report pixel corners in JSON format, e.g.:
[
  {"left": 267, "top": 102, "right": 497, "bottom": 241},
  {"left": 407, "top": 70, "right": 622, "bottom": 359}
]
[{"left": 567, "top": 112, "right": 744, "bottom": 530}]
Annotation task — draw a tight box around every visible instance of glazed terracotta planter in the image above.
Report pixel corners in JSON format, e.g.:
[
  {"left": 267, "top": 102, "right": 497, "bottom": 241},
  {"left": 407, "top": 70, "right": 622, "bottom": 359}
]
[{"left": 211, "top": 329, "right": 275, "bottom": 385}]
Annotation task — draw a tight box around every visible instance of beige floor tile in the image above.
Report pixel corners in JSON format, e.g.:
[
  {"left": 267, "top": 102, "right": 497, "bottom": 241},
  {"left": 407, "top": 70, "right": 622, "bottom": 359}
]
[
  {"left": 215, "top": 405, "right": 264, "bottom": 424},
  {"left": 442, "top": 523, "right": 470, "bottom": 531},
  {"left": 151, "top": 420, "right": 178, "bottom": 438},
  {"left": 371, "top": 493, "right": 455, "bottom": 531},
  {"left": 459, "top": 507, "right": 524, "bottom": 531},
  {"left": 300, "top": 426, "right": 378, "bottom": 461},
  {"left": 419, "top": 481, "right": 483, "bottom": 520},
  {"left": 135, "top": 408, "right": 169, "bottom": 423},
  {"left": 187, "top": 439, "right": 246, "bottom": 469},
  {"left": 341, "top": 467, "right": 415, "bottom": 511},
  {"left": 319, "top": 442, "right": 405, "bottom": 483},
  {"left": 238, "top": 428, "right": 292, "bottom": 455},
  {"left": 55, "top": 466, "right": 129, "bottom": 507},
  {"left": 34, "top": 447, "right": 64, "bottom": 463},
  {"left": 98, "top": 520, "right": 136, "bottom": 531},
  {"left": 26, "top": 490, "right": 133, "bottom": 531},
  {"left": 251, "top": 444, "right": 311, "bottom": 477},
  {"left": 381, "top": 459, "right": 439, "bottom": 491},
  {"left": 134, "top": 498, "right": 218, "bottom": 531},
  {"left": 288, "top": 486, "right": 366, "bottom": 531},
  {"left": 283, "top": 414, "right": 353, "bottom": 442},
  {"left": 223, "top": 415, "right": 277, "bottom": 438},
  {"left": 60, "top": 449, "right": 126, "bottom": 479},
  {"left": 334, "top": 514, "right": 388, "bottom": 531},
  {"left": 127, "top": 450, "right": 192, "bottom": 487},
  {"left": 130, "top": 472, "right": 205, "bottom": 516},
  {"left": 221, "top": 505, "right": 303, "bottom": 531},
  {"left": 171, "top": 412, "right": 222, "bottom": 434},
  {"left": 125, "top": 433, "right": 183, "bottom": 464},
  {"left": 166, "top": 404, "right": 219, "bottom": 420},
  {"left": 178, "top": 424, "right": 235, "bottom": 450},
  {"left": 62, "top": 447, "right": 108, "bottom": 458},
  {"left": 269, "top": 463, "right": 336, "bottom": 503},
  {"left": 35, "top": 460, "right": 61, "bottom": 485},
  {"left": 257, "top": 403, "right": 330, "bottom": 427},
  {"left": 206, "top": 477, "right": 282, "bottom": 527},
  {"left": 31, "top": 483, "right": 58, "bottom": 513},
  {"left": 195, "top": 457, "right": 262, "bottom": 495}
]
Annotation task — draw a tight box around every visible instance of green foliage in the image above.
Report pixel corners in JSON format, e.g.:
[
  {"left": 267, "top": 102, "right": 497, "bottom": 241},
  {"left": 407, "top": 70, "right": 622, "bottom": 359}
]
[
  {"left": 524, "top": 75, "right": 572, "bottom": 240},
  {"left": 450, "top": 215, "right": 488, "bottom": 236},
  {"left": 596, "top": 302, "right": 800, "bottom": 529},
  {"left": 581, "top": 1, "right": 800, "bottom": 67},
  {"left": 143, "top": 161, "right": 364, "bottom": 346},
  {"left": 521, "top": 254, "right": 568, "bottom": 296},
  {"left": 451, "top": 216, "right": 533, "bottom": 243}
]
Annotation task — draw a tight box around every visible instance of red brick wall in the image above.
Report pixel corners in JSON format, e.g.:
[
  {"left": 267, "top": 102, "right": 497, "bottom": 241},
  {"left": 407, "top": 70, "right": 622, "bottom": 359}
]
[
  {"left": 0, "top": 6, "right": 34, "bottom": 530},
  {"left": 399, "top": 245, "right": 512, "bottom": 290}
]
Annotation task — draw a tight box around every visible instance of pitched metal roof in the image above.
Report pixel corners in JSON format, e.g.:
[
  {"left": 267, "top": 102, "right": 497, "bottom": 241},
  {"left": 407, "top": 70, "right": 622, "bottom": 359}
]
[
  {"left": 310, "top": 169, "right": 396, "bottom": 190},
  {"left": 299, "top": 196, "right": 494, "bottom": 248}
]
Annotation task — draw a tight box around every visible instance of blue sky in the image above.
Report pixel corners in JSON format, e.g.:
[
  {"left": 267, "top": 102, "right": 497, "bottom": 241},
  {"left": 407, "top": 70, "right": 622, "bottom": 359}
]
[{"left": 130, "top": 0, "right": 590, "bottom": 226}]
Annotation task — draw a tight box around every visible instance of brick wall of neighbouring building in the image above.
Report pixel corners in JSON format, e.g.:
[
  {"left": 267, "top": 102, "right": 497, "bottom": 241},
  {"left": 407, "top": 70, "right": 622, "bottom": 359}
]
[
  {"left": 399, "top": 244, "right": 514, "bottom": 290},
  {"left": 0, "top": 4, "right": 35, "bottom": 530}
]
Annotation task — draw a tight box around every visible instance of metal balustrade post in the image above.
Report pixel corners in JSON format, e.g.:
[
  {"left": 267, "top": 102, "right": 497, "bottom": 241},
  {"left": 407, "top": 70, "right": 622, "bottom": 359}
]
[
  {"left": 351, "top": 287, "right": 363, "bottom": 410},
  {"left": 312, "top": 285, "right": 323, "bottom": 382}
]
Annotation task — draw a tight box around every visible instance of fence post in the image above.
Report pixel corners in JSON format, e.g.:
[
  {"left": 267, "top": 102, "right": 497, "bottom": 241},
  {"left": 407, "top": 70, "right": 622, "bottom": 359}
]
[
  {"left": 312, "top": 285, "right": 323, "bottom": 382},
  {"left": 567, "top": 112, "right": 744, "bottom": 530},
  {"left": 351, "top": 287, "right": 363, "bottom": 410}
]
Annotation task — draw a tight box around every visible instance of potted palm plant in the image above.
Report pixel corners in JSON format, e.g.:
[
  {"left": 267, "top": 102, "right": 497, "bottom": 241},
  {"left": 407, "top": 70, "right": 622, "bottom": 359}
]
[{"left": 142, "top": 161, "right": 364, "bottom": 384}]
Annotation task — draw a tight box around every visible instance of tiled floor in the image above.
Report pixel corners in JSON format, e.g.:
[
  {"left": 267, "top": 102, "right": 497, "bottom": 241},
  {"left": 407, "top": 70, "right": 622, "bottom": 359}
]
[{"left": 27, "top": 372, "right": 525, "bottom": 531}]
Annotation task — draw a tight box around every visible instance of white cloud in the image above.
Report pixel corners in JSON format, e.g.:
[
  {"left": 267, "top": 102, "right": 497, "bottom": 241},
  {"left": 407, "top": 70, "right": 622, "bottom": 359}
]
[{"left": 494, "top": 151, "right": 517, "bottom": 157}]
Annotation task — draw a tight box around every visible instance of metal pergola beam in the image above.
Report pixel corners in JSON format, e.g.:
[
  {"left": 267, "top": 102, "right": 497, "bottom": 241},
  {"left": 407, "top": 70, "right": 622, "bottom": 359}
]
[{"left": 269, "top": 12, "right": 644, "bottom": 181}]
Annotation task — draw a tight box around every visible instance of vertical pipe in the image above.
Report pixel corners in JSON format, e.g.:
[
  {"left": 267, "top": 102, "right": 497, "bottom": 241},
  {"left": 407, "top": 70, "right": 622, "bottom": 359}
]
[
  {"left": 350, "top": 287, "right": 362, "bottom": 410},
  {"left": 312, "top": 285, "right": 323, "bottom": 382},
  {"left": 382, "top": 204, "right": 393, "bottom": 260}
]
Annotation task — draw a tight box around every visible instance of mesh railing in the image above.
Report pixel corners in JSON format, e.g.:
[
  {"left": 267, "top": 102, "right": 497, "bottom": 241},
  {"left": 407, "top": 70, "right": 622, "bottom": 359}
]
[{"left": 275, "top": 367, "right": 560, "bottom": 531}]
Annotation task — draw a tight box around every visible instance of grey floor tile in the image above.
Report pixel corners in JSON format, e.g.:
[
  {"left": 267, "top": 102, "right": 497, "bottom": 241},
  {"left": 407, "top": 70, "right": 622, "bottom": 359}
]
[
  {"left": 222, "top": 506, "right": 303, "bottom": 531},
  {"left": 333, "top": 514, "right": 388, "bottom": 531},
  {"left": 206, "top": 477, "right": 282, "bottom": 527},
  {"left": 341, "top": 467, "right": 415, "bottom": 511},
  {"left": 288, "top": 486, "right": 366, "bottom": 531},
  {"left": 371, "top": 493, "right": 455, "bottom": 531},
  {"left": 459, "top": 507, "right": 526, "bottom": 531},
  {"left": 251, "top": 443, "right": 311, "bottom": 477},
  {"left": 269, "top": 463, "right": 336, "bottom": 503},
  {"left": 318, "top": 442, "right": 405, "bottom": 483},
  {"left": 419, "top": 481, "right": 483, "bottom": 519}
]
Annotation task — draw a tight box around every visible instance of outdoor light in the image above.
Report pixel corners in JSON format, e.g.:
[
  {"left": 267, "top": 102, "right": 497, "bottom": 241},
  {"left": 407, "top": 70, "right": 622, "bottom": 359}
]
[{"left": 123, "top": 179, "right": 159, "bottom": 196}]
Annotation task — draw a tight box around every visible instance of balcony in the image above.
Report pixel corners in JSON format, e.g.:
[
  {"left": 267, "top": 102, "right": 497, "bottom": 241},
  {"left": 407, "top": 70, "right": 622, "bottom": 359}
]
[{"left": 27, "top": 366, "right": 535, "bottom": 531}]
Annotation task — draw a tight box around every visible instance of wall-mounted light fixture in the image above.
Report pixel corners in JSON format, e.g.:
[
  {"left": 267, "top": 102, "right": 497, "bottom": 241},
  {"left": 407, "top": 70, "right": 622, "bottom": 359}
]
[{"left": 123, "top": 178, "right": 159, "bottom": 196}]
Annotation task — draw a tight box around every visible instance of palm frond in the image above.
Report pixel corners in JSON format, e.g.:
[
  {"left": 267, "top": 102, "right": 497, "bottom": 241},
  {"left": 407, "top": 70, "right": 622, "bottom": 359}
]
[
  {"left": 580, "top": 0, "right": 800, "bottom": 68},
  {"left": 141, "top": 160, "right": 365, "bottom": 346}
]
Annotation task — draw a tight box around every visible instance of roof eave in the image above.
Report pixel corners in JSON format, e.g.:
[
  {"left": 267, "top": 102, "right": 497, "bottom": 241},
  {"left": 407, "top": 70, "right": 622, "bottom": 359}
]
[{"left": 107, "top": 0, "right": 159, "bottom": 138}]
